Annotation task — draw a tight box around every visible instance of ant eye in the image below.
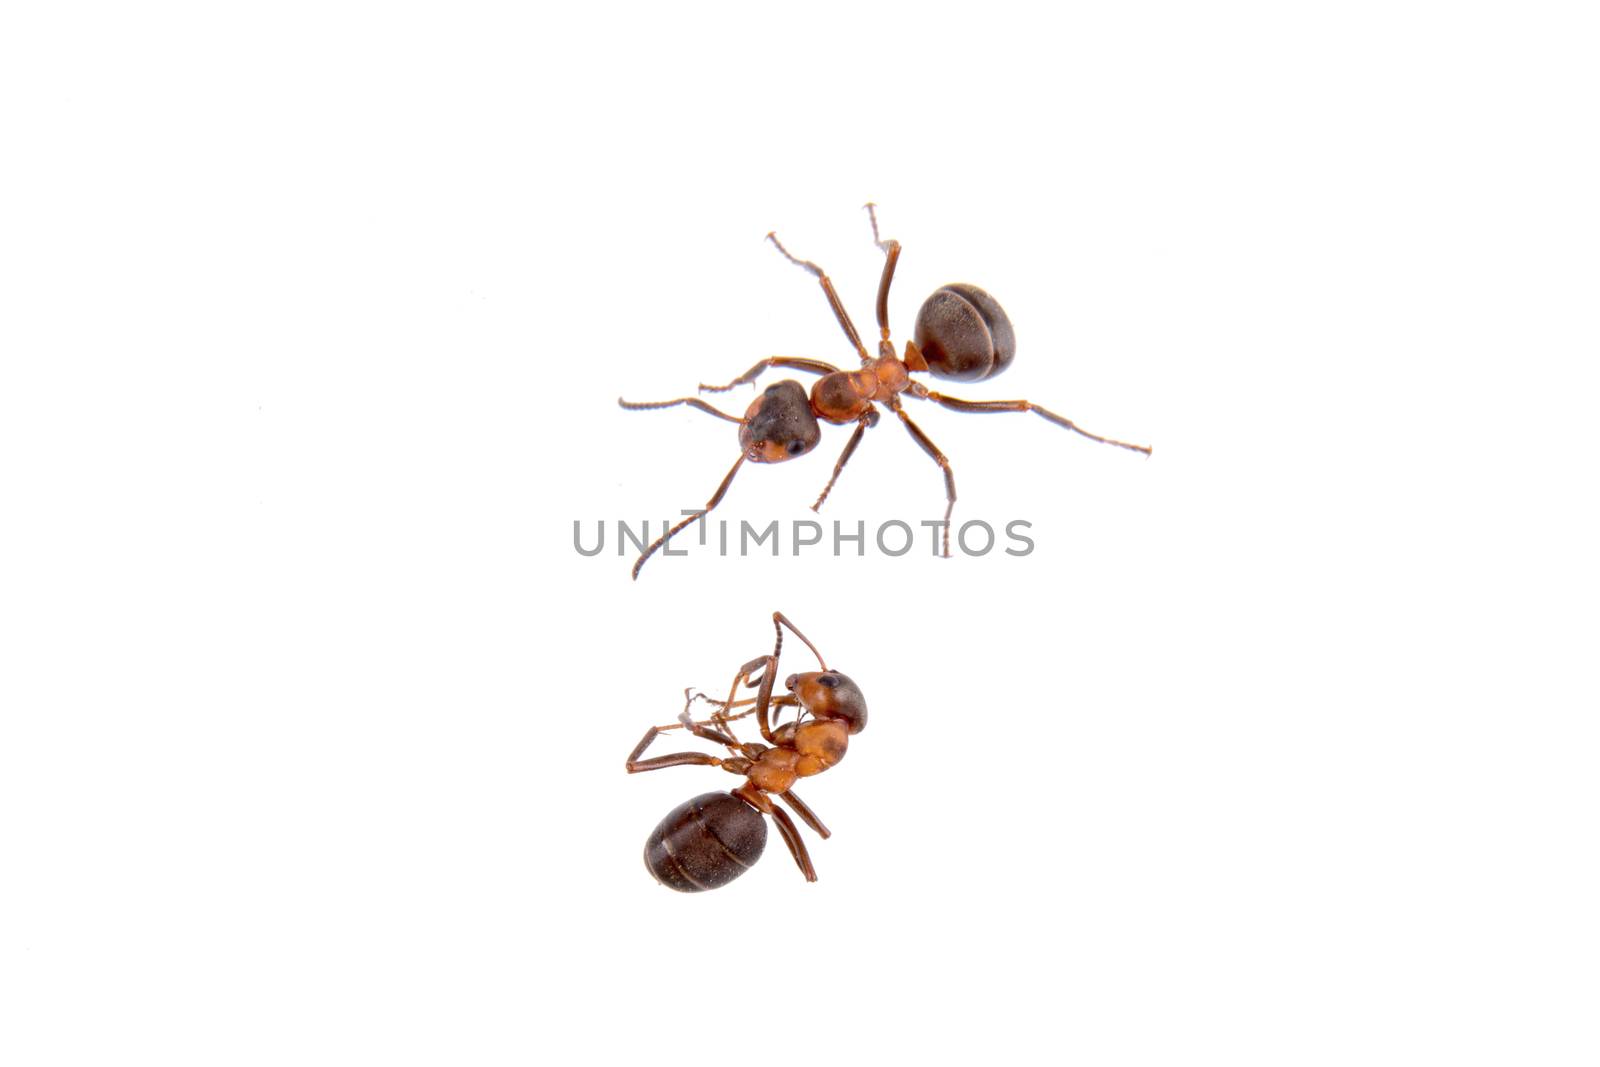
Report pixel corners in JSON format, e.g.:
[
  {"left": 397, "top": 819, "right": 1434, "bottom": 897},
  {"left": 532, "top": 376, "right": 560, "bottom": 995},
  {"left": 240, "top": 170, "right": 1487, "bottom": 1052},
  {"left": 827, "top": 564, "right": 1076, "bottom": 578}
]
[
  {"left": 818, "top": 674, "right": 839, "bottom": 688},
  {"left": 787, "top": 440, "right": 807, "bottom": 455}
]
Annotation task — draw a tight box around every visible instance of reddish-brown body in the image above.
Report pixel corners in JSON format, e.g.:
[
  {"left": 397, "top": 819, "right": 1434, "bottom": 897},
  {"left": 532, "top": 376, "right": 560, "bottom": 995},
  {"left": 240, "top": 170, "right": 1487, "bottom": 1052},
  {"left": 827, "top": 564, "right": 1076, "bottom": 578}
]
[
  {"left": 618, "top": 205, "right": 1152, "bottom": 578},
  {"left": 809, "top": 349, "right": 921, "bottom": 424},
  {"left": 745, "top": 719, "right": 850, "bottom": 794},
  {"left": 625, "top": 613, "right": 867, "bottom": 891}
]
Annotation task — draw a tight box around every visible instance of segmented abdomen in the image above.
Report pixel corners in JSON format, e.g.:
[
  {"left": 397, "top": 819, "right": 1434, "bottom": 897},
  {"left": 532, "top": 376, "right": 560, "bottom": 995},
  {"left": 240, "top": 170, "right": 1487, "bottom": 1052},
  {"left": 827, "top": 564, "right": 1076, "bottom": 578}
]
[{"left": 644, "top": 791, "right": 767, "bottom": 892}]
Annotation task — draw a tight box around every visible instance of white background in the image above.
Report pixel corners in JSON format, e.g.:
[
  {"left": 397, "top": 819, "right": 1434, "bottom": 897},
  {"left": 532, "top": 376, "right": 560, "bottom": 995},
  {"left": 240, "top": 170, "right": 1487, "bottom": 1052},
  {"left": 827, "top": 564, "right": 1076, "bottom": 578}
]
[{"left": 3, "top": 2, "right": 1596, "bottom": 1064}]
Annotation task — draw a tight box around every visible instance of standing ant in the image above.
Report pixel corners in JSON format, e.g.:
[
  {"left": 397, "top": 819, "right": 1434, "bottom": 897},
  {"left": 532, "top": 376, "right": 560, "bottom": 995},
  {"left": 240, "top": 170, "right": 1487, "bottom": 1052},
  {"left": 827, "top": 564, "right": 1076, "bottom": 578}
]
[
  {"left": 618, "top": 204, "right": 1152, "bottom": 578},
  {"left": 625, "top": 612, "right": 865, "bottom": 891}
]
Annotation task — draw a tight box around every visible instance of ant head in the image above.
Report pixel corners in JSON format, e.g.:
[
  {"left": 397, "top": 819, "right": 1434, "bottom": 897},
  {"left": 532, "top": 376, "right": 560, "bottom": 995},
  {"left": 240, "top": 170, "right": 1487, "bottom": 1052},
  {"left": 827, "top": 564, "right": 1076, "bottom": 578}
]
[
  {"left": 740, "top": 380, "right": 822, "bottom": 463},
  {"left": 913, "top": 283, "right": 1016, "bottom": 382},
  {"left": 784, "top": 670, "right": 867, "bottom": 734}
]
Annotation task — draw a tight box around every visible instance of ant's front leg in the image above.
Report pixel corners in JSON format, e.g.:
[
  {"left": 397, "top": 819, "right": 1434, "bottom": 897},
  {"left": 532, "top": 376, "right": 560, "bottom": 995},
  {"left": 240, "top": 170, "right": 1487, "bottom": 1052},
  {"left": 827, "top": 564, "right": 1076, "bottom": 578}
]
[
  {"left": 720, "top": 655, "right": 782, "bottom": 744},
  {"left": 628, "top": 453, "right": 748, "bottom": 580},
  {"left": 692, "top": 693, "right": 798, "bottom": 737},
  {"left": 675, "top": 705, "right": 742, "bottom": 748},
  {"left": 698, "top": 357, "right": 840, "bottom": 394}
]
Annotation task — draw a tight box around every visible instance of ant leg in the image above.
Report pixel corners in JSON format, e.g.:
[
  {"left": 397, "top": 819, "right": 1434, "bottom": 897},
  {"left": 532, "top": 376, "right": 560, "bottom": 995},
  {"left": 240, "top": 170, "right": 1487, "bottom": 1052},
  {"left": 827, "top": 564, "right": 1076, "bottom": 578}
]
[
  {"left": 617, "top": 396, "right": 742, "bottom": 423},
  {"left": 766, "top": 231, "right": 870, "bottom": 362},
  {"left": 737, "top": 784, "right": 818, "bottom": 881},
  {"left": 917, "top": 390, "right": 1152, "bottom": 456},
  {"left": 752, "top": 609, "right": 828, "bottom": 739},
  {"left": 864, "top": 202, "right": 901, "bottom": 345},
  {"left": 768, "top": 805, "right": 818, "bottom": 881},
  {"left": 778, "top": 789, "right": 831, "bottom": 839},
  {"left": 698, "top": 357, "right": 841, "bottom": 394},
  {"left": 625, "top": 725, "right": 726, "bottom": 773},
  {"left": 718, "top": 654, "right": 786, "bottom": 745},
  {"left": 687, "top": 693, "right": 796, "bottom": 723},
  {"left": 690, "top": 702, "right": 795, "bottom": 743},
  {"left": 697, "top": 659, "right": 777, "bottom": 751},
  {"left": 890, "top": 403, "right": 957, "bottom": 558},
  {"left": 676, "top": 708, "right": 741, "bottom": 748},
  {"left": 730, "top": 612, "right": 829, "bottom": 741},
  {"left": 756, "top": 693, "right": 798, "bottom": 733},
  {"left": 811, "top": 411, "right": 876, "bottom": 512},
  {"left": 631, "top": 454, "right": 746, "bottom": 580},
  {"left": 644, "top": 692, "right": 794, "bottom": 745}
]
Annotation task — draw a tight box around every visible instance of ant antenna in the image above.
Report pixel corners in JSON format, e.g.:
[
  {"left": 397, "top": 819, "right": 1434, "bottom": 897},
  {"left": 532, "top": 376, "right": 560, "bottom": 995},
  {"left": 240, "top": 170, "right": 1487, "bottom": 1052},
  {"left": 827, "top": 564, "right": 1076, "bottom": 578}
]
[{"left": 774, "top": 611, "right": 827, "bottom": 670}]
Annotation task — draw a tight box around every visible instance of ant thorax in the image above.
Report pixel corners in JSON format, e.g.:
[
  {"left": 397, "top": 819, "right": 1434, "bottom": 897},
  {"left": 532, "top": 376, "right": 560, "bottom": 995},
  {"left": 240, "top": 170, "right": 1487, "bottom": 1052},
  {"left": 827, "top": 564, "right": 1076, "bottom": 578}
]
[
  {"left": 747, "top": 719, "right": 849, "bottom": 795},
  {"left": 810, "top": 356, "right": 913, "bottom": 424},
  {"left": 789, "top": 719, "right": 849, "bottom": 775},
  {"left": 869, "top": 353, "right": 913, "bottom": 397}
]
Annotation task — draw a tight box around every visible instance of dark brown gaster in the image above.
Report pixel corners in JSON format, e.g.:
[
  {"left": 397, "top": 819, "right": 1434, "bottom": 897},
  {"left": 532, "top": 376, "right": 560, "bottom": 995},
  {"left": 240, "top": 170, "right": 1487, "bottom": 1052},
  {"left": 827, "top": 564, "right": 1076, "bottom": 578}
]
[
  {"left": 618, "top": 204, "right": 1151, "bottom": 575},
  {"left": 644, "top": 793, "right": 767, "bottom": 892},
  {"left": 914, "top": 283, "right": 1016, "bottom": 381}
]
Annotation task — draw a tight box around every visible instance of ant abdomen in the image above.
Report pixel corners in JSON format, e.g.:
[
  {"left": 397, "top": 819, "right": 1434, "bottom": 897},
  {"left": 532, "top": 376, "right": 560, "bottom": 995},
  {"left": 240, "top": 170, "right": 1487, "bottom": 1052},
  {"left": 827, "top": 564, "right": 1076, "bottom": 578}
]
[
  {"left": 914, "top": 283, "right": 1017, "bottom": 382},
  {"left": 644, "top": 791, "right": 768, "bottom": 892}
]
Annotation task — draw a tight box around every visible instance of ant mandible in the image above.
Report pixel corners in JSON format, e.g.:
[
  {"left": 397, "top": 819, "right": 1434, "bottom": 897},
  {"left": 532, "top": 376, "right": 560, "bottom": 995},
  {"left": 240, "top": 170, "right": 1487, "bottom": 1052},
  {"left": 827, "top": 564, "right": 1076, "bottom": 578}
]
[
  {"left": 618, "top": 204, "right": 1152, "bottom": 578},
  {"left": 625, "top": 612, "right": 866, "bottom": 891}
]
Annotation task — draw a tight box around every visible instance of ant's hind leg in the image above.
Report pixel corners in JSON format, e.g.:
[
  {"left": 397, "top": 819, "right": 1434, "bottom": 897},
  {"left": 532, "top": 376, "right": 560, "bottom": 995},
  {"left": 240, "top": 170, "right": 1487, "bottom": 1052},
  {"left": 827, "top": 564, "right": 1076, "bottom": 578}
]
[
  {"left": 737, "top": 784, "right": 818, "bottom": 882},
  {"left": 768, "top": 805, "right": 818, "bottom": 881},
  {"left": 778, "top": 789, "right": 831, "bottom": 839},
  {"left": 917, "top": 391, "right": 1152, "bottom": 456}
]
